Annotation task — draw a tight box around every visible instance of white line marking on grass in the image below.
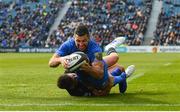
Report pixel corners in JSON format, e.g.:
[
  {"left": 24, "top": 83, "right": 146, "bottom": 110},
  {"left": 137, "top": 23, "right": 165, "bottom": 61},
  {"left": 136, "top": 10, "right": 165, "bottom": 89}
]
[
  {"left": 164, "top": 63, "right": 172, "bottom": 66},
  {"left": 127, "top": 73, "right": 145, "bottom": 82},
  {"left": 0, "top": 103, "right": 180, "bottom": 107}
]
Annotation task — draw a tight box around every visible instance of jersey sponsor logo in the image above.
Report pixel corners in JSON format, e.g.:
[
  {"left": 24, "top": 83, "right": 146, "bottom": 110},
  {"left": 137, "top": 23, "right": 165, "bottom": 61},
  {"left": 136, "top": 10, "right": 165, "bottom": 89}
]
[{"left": 66, "top": 54, "right": 82, "bottom": 68}]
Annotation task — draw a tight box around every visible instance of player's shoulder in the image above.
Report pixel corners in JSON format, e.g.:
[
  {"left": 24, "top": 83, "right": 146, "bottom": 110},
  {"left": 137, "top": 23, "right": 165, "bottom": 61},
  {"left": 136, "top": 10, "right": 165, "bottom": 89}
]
[
  {"left": 60, "top": 38, "right": 76, "bottom": 48},
  {"left": 89, "top": 39, "right": 98, "bottom": 45},
  {"left": 88, "top": 39, "right": 102, "bottom": 52},
  {"left": 56, "top": 38, "right": 76, "bottom": 55},
  {"left": 64, "top": 38, "right": 75, "bottom": 45}
]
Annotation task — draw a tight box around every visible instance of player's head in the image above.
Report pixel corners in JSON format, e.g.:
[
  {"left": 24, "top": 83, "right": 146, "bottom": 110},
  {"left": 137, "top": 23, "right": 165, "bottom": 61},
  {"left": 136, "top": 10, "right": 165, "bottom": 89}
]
[
  {"left": 57, "top": 73, "right": 78, "bottom": 90},
  {"left": 74, "top": 24, "right": 90, "bottom": 51}
]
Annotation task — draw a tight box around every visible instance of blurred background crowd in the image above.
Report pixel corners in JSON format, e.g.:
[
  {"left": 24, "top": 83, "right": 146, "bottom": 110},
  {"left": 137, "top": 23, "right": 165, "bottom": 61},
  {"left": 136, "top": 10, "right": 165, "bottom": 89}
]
[{"left": 0, "top": 0, "right": 179, "bottom": 48}]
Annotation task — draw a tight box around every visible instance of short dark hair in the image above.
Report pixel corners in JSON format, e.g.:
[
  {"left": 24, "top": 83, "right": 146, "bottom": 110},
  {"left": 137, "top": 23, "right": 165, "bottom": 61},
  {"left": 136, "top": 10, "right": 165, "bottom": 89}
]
[
  {"left": 57, "top": 74, "right": 74, "bottom": 89},
  {"left": 74, "top": 24, "right": 89, "bottom": 37}
]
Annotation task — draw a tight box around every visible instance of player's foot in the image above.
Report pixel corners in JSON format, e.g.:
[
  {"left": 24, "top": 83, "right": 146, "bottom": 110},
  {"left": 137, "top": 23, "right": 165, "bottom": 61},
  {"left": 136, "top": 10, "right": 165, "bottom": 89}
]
[
  {"left": 119, "top": 65, "right": 135, "bottom": 93},
  {"left": 119, "top": 72, "right": 127, "bottom": 93},
  {"left": 105, "top": 37, "right": 126, "bottom": 51},
  {"left": 125, "top": 65, "right": 135, "bottom": 78}
]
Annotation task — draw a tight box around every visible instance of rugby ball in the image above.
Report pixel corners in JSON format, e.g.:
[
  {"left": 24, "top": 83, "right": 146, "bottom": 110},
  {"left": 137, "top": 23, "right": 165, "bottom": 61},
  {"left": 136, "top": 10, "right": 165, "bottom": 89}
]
[{"left": 66, "top": 52, "right": 89, "bottom": 72}]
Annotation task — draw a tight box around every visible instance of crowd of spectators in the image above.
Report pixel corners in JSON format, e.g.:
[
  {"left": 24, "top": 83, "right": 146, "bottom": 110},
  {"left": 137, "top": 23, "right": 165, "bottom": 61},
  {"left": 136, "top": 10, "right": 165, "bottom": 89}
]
[
  {"left": 0, "top": 0, "right": 65, "bottom": 48},
  {"left": 49, "top": 0, "right": 152, "bottom": 48},
  {"left": 150, "top": 0, "right": 180, "bottom": 46},
  {"left": 2, "top": 0, "right": 179, "bottom": 48}
]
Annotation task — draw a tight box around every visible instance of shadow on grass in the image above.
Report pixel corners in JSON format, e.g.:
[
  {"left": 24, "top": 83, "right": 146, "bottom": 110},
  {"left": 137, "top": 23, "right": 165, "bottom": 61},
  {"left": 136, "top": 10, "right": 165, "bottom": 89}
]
[
  {"left": 95, "top": 91, "right": 169, "bottom": 104},
  {"left": 0, "top": 90, "right": 169, "bottom": 105}
]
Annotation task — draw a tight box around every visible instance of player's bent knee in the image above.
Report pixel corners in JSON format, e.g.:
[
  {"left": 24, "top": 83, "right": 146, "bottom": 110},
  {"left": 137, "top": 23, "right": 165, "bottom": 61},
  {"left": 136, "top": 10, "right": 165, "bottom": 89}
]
[
  {"left": 103, "top": 53, "right": 119, "bottom": 67},
  {"left": 110, "top": 53, "right": 119, "bottom": 65}
]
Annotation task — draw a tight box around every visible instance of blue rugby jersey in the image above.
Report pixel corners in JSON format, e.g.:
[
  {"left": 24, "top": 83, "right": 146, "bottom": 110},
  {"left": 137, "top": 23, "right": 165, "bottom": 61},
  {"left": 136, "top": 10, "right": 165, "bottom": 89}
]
[{"left": 56, "top": 38, "right": 102, "bottom": 63}]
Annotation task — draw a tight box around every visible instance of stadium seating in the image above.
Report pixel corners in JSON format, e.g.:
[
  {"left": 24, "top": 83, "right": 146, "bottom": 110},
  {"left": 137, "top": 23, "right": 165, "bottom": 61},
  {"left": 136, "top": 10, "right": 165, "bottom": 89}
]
[
  {"left": 0, "top": 0, "right": 65, "bottom": 48},
  {"left": 1, "top": 0, "right": 179, "bottom": 48},
  {"left": 151, "top": 0, "right": 180, "bottom": 46},
  {"left": 49, "top": 0, "right": 152, "bottom": 47}
]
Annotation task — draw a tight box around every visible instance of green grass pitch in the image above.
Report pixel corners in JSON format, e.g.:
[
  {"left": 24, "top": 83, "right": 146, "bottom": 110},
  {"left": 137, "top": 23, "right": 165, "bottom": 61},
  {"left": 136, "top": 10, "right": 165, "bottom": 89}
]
[{"left": 0, "top": 53, "right": 180, "bottom": 111}]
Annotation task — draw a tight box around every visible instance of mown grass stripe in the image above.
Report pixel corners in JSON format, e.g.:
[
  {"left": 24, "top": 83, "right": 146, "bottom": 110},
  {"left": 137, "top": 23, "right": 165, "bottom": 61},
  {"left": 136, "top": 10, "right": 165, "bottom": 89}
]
[
  {"left": 127, "top": 73, "right": 145, "bottom": 82},
  {"left": 164, "top": 63, "right": 172, "bottom": 66},
  {"left": 0, "top": 103, "right": 180, "bottom": 107}
]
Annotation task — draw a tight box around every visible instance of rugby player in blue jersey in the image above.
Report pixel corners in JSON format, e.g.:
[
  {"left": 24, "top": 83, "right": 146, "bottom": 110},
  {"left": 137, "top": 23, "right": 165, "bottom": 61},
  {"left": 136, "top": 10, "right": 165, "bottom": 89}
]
[
  {"left": 49, "top": 24, "right": 134, "bottom": 96},
  {"left": 49, "top": 24, "right": 102, "bottom": 67},
  {"left": 49, "top": 24, "right": 122, "bottom": 69}
]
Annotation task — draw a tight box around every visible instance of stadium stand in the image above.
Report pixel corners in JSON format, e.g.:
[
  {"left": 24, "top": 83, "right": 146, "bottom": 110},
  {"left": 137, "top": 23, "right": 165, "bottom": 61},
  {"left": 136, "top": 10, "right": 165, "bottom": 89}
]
[
  {"left": 0, "top": 0, "right": 65, "bottom": 48},
  {"left": 49, "top": 0, "right": 152, "bottom": 47},
  {"left": 1, "top": 0, "right": 179, "bottom": 48},
  {"left": 151, "top": 0, "right": 180, "bottom": 46}
]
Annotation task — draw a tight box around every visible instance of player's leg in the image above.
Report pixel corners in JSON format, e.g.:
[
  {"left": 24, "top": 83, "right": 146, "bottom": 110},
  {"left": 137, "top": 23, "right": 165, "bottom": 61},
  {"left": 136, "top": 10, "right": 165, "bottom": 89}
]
[
  {"left": 108, "top": 64, "right": 125, "bottom": 75},
  {"left": 125, "top": 65, "right": 135, "bottom": 78},
  {"left": 103, "top": 50, "right": 119, "bottom": 68},
  {"left": 119, "top": 65, "right": 135, "bottom": 93},
  {"left": 108, "top": 71, "right": 127, "bottom": 93},
  {"left": 103, "top": 37, "right": 126, "bottom": 67},
  {"left": 104, "top": 37, "right": 126, "bottom": 51},
  {"left": 109, "top": 65, "right": 135, "bottom": 93},
  {"left": 102, "top": 37, "right": 136, "bottom": 93}
]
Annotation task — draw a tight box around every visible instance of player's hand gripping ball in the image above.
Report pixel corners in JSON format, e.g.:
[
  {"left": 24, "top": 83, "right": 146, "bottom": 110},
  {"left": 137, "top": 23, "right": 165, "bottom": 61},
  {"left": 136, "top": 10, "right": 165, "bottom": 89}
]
[{"left": 65, "top": 52, "right": 89, "bottom": 72}]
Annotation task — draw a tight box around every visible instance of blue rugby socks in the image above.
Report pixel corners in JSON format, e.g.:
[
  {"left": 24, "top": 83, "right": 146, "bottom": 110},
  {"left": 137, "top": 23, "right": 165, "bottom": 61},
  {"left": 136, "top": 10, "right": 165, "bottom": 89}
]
[
  {"left": 111, "top": 67, "right": 122, "bottom": 76},
  {"left": 113, "top": 72, "right": 126, "bottom": 86}
]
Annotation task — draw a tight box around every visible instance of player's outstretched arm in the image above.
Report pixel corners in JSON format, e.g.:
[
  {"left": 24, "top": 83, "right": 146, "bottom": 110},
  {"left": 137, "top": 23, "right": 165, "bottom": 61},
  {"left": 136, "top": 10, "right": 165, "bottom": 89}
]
[{"left": 48, "top": 53, "right": 68, "bottom": 68}]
